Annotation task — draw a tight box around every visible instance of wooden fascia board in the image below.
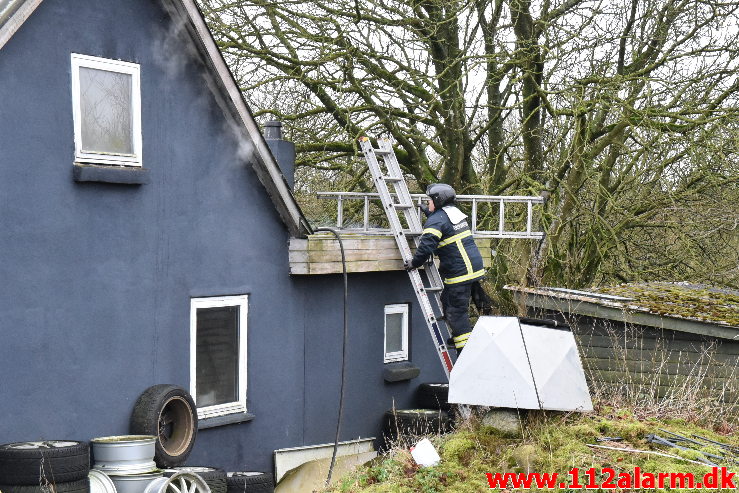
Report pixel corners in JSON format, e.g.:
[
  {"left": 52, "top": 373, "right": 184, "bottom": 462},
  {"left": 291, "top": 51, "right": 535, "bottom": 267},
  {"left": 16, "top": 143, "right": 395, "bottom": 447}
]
[
  {"left": 288, "top": 235, "right": 495, "bottom": 275},
  {"left": 514, "top": 291, "right": 739, "bottom": 341},
  {"left": 167, "top": 0, "right": 311, "bottom": 238},
  {"left": 0, "top": 0, "right": 42, "bottom": 50}
]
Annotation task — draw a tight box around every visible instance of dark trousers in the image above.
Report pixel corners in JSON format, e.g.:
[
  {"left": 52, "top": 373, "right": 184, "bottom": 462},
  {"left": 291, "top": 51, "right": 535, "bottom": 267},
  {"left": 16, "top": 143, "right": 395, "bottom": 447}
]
[{"left": 441, "top": 283, "right": 473, "bottom": 339}]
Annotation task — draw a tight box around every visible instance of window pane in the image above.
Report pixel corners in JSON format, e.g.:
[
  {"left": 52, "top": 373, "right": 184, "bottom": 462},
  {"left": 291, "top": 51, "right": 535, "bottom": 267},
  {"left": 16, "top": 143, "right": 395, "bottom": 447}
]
[
  {"left": 196, "top": 306, "right": 239, "bottom": 407},
  {"left": 386, "top": 312, "right": 404, "bottom": 353},
  {"left": 79, "top": 66, "right": 133, "bottom": 155}
]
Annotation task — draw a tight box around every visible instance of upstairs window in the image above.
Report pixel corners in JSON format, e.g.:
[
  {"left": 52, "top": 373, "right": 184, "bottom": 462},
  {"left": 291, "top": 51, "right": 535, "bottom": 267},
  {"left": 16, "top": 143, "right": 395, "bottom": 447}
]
[
  {"left": 190, "top": 295, "right": 248, "bottom": 419},
  {"left": 384, "top": 304, "right": 409, "bottom": 363},
  {"left": 71, "top": 54, "right": 142, "bottom": 166}
]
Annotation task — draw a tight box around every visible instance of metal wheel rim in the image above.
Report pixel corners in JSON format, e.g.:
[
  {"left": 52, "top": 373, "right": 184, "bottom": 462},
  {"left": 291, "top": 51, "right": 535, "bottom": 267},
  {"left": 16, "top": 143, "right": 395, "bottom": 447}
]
[
  {"left": 4, "top": 440, "right": 79, "bottom": 449},
  {"left": 144, "top": 477, "right": 170, "bottom": 493},
  {"left": 93, "top": 460, "right": 158, "bottom": 475},
  {"left": 88, "top": 470, "right": 117, "bottom": 493},
  {"left": 159, "top": 396, "right": 195, "bottom": 456},
  {"left": 160, "top": 472, "right": 209, "bottom": 493},
  {"left": 172, "top": 467, "right": 215, "bottom": 473}
]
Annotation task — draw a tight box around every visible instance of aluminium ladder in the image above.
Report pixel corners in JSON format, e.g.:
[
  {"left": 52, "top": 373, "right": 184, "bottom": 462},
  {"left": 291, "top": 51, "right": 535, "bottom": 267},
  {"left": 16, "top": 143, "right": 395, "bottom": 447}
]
[{"left": 359, "top": 137, "right": 455, "bottom": 379}]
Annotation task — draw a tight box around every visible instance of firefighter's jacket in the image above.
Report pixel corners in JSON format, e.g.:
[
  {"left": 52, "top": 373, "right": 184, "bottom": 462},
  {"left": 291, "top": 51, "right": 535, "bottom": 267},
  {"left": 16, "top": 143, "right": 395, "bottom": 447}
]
[{"left": 410, "top": 205, "right": 485, "bottom": 285}]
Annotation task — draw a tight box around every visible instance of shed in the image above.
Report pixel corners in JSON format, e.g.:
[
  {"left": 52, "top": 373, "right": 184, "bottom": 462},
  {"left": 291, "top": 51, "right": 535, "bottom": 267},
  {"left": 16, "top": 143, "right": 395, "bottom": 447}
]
[{"left": 507, "top": 283, "right": 739, "bottom": 405}]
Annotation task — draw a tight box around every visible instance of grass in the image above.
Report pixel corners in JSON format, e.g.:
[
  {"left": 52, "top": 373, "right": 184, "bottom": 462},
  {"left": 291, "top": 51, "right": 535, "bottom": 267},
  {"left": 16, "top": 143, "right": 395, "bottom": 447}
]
[
  {"left": 322, "top": 405, "right": 739, "bottom": 492},
  {"left": 320, "top": 296, "right": 739, "bottom": 492}
]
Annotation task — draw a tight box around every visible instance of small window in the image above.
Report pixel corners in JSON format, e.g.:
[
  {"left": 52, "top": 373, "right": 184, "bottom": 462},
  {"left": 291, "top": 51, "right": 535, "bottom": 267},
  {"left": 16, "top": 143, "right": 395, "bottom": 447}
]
[
  {"left": 190, "top": 295, "right": 248, "bottom": 419},
  {"left": 384, "top": 304, "right": 409, "bottom": 363},
  {"left": 71, "top": 54, "right": 142, "bottom": 166}
]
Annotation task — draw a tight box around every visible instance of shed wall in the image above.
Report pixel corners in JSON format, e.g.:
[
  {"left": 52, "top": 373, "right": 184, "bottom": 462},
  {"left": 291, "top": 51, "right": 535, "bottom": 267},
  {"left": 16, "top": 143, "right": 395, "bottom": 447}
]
[{"left": 530, "top": 309, "right": 739, "bottom": 404}]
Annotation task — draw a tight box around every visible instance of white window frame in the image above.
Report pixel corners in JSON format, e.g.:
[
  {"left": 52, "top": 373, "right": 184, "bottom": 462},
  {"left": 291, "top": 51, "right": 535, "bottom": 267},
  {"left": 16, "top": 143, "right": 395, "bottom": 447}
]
[
  {"left": 71, "top": 53, "right": 142, "bottom": 166},
  {"left": 384, "top": 303, "right": 409, "bottom": 363},
  {"left": 190, "top": 295, "right": 248, "bottom": 419}
]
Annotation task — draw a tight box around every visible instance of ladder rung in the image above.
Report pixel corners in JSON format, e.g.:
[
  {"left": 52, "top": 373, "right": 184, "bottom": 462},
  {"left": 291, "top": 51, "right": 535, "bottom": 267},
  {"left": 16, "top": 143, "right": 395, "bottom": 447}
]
[{"left": 360, "top": 136, "right": 453, "bottom": 380}]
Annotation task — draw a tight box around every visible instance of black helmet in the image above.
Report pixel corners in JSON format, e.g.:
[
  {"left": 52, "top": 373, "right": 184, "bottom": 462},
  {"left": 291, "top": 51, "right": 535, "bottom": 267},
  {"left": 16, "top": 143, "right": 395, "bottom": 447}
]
[{"left": 426, "top": 183, "right": 456, "bottom": 209}]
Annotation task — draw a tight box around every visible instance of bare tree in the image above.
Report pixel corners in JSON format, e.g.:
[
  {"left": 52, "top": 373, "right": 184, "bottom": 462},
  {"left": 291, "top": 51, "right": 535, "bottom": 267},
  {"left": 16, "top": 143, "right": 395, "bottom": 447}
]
[{"left": 201, "top": 0, "right": 739, "bottom": 291}]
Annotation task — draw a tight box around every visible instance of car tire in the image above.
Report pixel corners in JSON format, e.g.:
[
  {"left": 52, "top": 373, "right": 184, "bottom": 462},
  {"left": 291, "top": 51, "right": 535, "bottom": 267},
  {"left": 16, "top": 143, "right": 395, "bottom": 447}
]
[
  {"left": 226, "top": 471, "right": 274, "bottom": 493},
  {"left": 130, "top": 384, "right": 198, "bottom": 468},
  {"left": 164, "top": 467, "right": 226, "bottom": 493},
  {"left": 0, "top": 478, "right": 90, "bottom": 493},
  {"left": 383, "top": 409, "right": 451, "bottom": 443},
  {"left": 0, "top": 441, "right": 89, "bottom": 485},
  {"left": 416, "top": 383, "right": 450, "bottom": 410}
]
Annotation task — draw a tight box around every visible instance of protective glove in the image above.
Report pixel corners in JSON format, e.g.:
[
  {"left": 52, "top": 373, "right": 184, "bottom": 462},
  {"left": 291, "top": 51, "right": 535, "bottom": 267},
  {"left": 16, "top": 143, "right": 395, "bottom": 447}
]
[{"left": 403, "top": 259, "right": 416, "bottom": 272}]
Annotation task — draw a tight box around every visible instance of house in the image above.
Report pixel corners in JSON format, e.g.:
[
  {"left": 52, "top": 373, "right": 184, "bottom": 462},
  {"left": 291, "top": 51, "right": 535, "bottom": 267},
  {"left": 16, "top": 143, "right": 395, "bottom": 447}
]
[
  {"left": 0, "top": 0, "right": 448, "bottom": 475},
  {"left": 507, "top": 283, "right": 739, "bottom": 404}
]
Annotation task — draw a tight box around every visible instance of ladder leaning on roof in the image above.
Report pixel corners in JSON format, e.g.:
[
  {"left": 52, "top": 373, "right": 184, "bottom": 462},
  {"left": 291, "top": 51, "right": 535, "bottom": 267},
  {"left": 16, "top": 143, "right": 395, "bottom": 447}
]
[
  {"left": 358, "top": 137, "right": 546, "bottom": 380},
  {"left": 359, "top": 137, "right": 455, "bottom": 378}
]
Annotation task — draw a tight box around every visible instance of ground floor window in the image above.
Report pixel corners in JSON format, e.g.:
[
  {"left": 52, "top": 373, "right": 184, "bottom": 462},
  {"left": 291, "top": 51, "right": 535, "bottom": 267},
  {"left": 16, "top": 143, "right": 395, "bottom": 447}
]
[
  {"left": 190, "top": 295, "right": 248, "bottom": 419},
  {"left": 384, "top": 303, "right": 409, "bottom": 363}
]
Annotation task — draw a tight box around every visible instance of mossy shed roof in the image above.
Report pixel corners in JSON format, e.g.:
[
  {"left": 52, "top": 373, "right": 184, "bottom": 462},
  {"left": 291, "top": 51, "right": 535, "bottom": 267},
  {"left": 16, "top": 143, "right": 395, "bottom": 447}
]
[
  {"left": 507, "top": 282, "right": 739, "bottom": 338},
  {"left": 594, "top": 282, "right": 739, "bottom": 328}
]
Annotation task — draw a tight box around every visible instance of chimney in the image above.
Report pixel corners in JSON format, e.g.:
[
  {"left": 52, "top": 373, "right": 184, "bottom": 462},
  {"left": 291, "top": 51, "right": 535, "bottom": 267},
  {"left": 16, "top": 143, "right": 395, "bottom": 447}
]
[{"left": 264, "top": 120, "right": 295, "bottom": 190}]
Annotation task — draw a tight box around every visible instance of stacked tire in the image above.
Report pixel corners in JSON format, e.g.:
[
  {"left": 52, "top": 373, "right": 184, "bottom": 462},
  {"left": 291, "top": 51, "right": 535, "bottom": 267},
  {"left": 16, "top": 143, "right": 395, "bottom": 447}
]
[
  {"left": 0, "top": 441, "right": 90, "bottom": 493},
  {"left": 226, "top": 472, "right": 274, "bottom": 493},
  {"left": 381, "top": 409, "right": 451, "bottom": 450},
  {"left": 416, "top": 383, "right": 451, "bottom": 411}
]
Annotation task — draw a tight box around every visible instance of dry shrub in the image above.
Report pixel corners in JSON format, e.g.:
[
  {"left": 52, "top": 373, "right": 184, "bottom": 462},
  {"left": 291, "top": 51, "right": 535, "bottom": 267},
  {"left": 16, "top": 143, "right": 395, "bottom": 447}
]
[{"left": 576, "top": 318, "right": 739, "bottom": 430}]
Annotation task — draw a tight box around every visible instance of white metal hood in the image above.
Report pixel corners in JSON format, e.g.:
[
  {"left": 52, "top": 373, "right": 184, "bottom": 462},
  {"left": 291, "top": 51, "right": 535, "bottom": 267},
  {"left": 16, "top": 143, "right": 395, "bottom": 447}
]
[{"left": 448, "top": 316, "right": 593, "bottom": 412}]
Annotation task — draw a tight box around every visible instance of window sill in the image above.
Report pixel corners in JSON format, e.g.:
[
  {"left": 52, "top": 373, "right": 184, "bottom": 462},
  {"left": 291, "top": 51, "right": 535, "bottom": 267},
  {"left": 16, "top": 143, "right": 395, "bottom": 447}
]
[
  {"left": 198, "top": 412, "right": 255, "bottom": 430},
  {"left": 383, "top": 361, "right": 420, "bottom": 382},
  {"left": 73, "top": 163, "right": 150, "bottom": 184}
]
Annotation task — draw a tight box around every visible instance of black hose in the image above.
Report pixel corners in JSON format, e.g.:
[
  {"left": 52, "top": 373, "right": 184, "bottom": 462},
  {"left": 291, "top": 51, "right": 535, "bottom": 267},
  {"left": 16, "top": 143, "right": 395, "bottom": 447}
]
[{"left": 315, "top": 227, "right": 349, "bottom": 487}]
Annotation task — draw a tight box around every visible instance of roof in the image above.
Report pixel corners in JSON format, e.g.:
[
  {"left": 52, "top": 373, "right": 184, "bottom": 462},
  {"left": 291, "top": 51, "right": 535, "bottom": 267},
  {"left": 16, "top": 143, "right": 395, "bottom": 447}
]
[
  {"left": 507, "top": 282, "right": 739, "bottom": 341},
  {"left": 0, "top": 0, "right": 312, "bottom": 238}
]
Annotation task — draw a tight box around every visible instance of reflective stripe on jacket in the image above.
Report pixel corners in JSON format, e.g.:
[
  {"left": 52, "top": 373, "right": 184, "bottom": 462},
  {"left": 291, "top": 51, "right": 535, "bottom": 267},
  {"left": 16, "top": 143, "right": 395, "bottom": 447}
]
[{"left": 411, "top": 207, "right": 485, "bottom": 285}]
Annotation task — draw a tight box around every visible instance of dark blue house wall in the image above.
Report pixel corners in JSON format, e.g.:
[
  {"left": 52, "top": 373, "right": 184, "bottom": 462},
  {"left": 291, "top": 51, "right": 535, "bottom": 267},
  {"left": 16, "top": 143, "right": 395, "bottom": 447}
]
[
  {"left": 298, "top": 272, "right": 447, "bottom": 448},
  {"left": 0, "top": 0, "right": 445, "bottom": 473}
]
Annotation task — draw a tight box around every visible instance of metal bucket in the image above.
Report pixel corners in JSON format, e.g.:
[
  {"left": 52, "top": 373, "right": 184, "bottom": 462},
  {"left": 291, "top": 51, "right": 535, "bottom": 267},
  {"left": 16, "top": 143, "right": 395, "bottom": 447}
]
[
  {"left": 91, "top": 435, "right": 158, "bottom": 475},
  {"left": 109, "top": 472, "right": 163, "bottom": 493}
]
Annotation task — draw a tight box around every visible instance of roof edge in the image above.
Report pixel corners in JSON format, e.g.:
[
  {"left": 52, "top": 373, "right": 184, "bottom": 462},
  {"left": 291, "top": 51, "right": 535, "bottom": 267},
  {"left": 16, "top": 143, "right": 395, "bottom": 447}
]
[
  {"left": 0, "top": 0, "right": 42, "bottom": 50},
  {"left": 169, "top": 0, "right": 312, "bottom": 237},
  {"left": 507, "top": 285, "right": 739, "bottom": 341}
]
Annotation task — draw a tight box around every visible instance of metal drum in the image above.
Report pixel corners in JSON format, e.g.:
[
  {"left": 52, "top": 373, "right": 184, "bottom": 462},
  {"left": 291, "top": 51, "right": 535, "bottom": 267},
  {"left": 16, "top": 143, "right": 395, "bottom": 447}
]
[{"left": 91, "top": 435, "right": 158, "bottom": 475}]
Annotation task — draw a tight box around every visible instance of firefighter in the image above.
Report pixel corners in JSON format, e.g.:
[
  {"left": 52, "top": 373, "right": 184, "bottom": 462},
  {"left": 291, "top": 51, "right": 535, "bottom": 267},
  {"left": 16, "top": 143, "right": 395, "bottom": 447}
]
[{"left": 404, "top": 183, "right": 490, "bottom": 355}]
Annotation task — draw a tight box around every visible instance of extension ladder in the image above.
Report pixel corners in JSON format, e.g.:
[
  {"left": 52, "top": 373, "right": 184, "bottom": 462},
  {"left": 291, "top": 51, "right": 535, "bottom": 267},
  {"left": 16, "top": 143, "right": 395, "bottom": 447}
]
[{"left": 359, "top": 137, "right": 455, "bottom": 379}]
